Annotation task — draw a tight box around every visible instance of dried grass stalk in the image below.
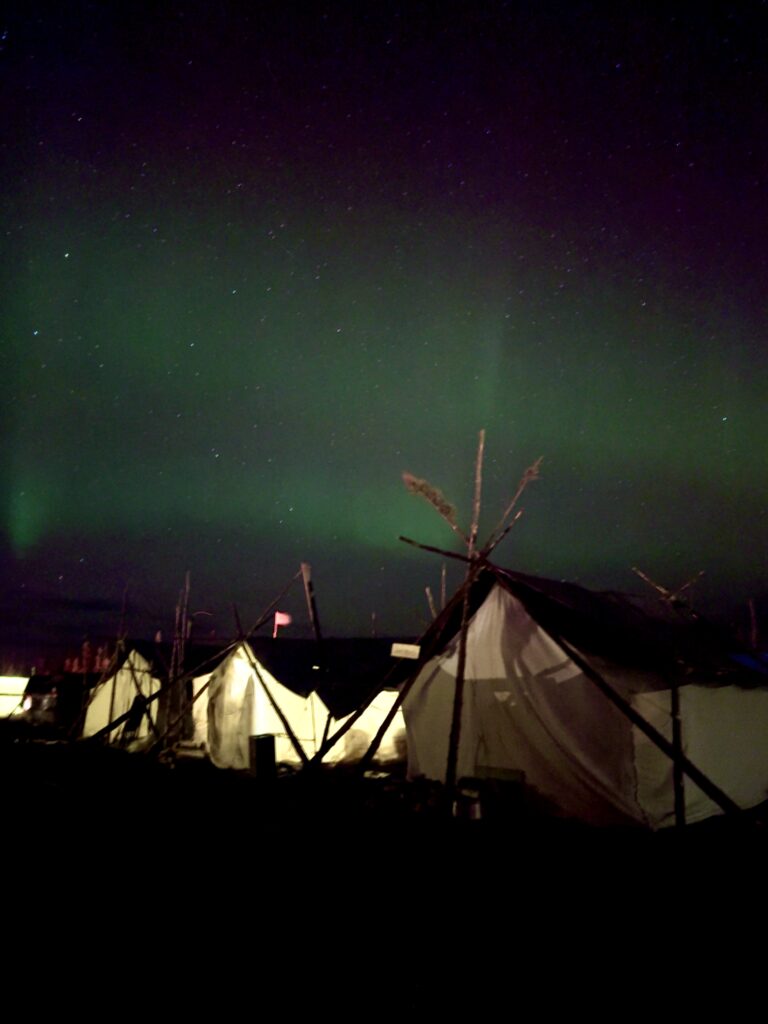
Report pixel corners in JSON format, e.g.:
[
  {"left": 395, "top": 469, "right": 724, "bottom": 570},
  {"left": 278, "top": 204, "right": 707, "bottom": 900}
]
[{"left": 402, "top": 472, "right": 468, "bottom": 542}]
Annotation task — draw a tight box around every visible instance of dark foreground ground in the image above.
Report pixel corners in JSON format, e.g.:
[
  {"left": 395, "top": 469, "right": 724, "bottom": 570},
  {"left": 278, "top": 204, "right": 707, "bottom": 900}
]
[{"left": 4, "top": 737, "right": 767, "bottom": 1014}]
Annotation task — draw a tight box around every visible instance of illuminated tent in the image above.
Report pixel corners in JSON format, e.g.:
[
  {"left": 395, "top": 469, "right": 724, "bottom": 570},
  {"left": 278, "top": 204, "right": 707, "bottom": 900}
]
[
  {"left": 0, "top": 676, "right": 28, "bottom": 719},
  {"left": 402, "top": 568, "right": 768, "bottom": 828},
  {"left": 82, "top": 649, "right": 162, "bottom": 745},
  {"left": 200, "top": 641, "right": 406, "bottom": 770}
]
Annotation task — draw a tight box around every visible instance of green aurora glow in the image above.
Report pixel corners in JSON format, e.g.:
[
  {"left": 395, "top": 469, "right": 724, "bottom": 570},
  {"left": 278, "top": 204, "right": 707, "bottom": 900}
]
[{"left": 3, "top": 3, "right": 767, "bottom": 640}]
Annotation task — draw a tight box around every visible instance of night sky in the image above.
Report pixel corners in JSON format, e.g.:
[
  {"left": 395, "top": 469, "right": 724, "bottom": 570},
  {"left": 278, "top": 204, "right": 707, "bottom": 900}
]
[{"left": 3, "top": 2, "right": 768, "bottom": 650}]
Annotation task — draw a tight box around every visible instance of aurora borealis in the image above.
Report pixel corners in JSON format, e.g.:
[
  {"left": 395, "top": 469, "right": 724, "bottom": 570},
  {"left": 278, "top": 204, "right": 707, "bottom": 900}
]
[{"left": 3, "top": 3, "right": 768, "bottom": 650}]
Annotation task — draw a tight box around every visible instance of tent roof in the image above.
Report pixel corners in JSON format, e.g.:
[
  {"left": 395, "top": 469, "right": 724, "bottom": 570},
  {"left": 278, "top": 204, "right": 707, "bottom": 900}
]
[{"left": 420, "top": 565, "right": 767, "bottom": 689}]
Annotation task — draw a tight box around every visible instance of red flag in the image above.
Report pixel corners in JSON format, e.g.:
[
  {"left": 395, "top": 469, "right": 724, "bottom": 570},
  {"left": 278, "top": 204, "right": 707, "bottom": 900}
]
[{"left": 273, "top": 611, "right": 292, "bottom": 637}]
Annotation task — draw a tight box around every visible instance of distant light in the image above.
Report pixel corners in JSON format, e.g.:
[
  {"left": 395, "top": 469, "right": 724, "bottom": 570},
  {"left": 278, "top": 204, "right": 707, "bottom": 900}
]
[
  {"left": 0, "top": 677, "right": 30, "bottom": 719},
  {"left": 391, "top": 643, "right": 421, "bottom": 660}
]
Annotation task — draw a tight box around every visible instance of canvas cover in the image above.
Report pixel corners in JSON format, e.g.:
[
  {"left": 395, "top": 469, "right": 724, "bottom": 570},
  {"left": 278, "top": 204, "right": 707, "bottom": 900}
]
[
  {"left": 0, "top": 676, "right": 28, "bottom": 719},
  {"left": 326, "top": 690, "right": 407, "bottom": 764},
  {"left": 633, "top": 684, "right": 768, "bottom": 826},
  {"left": 82, "top": 650, "right": 162, "bottom": 743},
  {"left": 204, "top": 642, "right": 407, "bottom": 769},
  {"left": 189, "top": 672, "right": 212, "bottom": 747},
  {"left": 403, "top": 583, "right": 768, "bottom": 828},
  {"left": 206, "top": 644, "right": 323, "bottom": 769}
]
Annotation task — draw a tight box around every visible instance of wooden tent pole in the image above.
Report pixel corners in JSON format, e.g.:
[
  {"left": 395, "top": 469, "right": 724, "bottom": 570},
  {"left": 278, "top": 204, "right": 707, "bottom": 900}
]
[
  {"left": 446, "top": 429, "right": 485, "bottom": 792},
  {"left": 88, "top": 687, "right": 163, "bottom": 743},
  {"left": 670, "top": 676, "right": 686, "bottom": 828},
  {"left": 400, "top": 541, "right": 738, "bottom": 819},
  {"left": 310, "top": 580, "right": 472, "bottom": 768},
  {"left": 146, "top": 640, "right": 241, "bottom": 755},
  {"left": 357, "top": 676, "right": 422, "bottom": 773},
  {"left": 309, "top": 588, "right": 469, "bottom": 767},
  {"left": 107, "top": 639, "right": 122, "bottom": 738},
  {"left": 358, "top": 698, "right": 400, "bottom": 771},
  {"left": 301, "top": 562, "right": 323, "bottom": 643},
  {"left": 146, "top": 575, "right": 306, "bottom": 760},
  {"left": 314, "top": 659, "right": 444, "bottom": 768},
  {"left": 72, "top": 647, "right": 120, "bottom": 741},
  {"left": 125, "top": 655, "right": 161, "bottom": 742},
  {"left": 299, "top": 561, "right": 329, "bottom": 763}
]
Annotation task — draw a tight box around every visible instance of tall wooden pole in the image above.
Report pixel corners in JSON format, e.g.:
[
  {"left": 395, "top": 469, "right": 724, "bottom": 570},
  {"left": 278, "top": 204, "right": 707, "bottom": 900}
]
[
  {"left": 446, "top": 429, "right": 485, "bottom": 793},
  {"left": 168, "top": 571, "right": 190, "bottom": 745},
  {"left": 670, "top": 676, "right": 686, "bottom": 828},
  {"left": 300, "top": 562, "right": 330, "bottom": 763},
  {"left": 301, "top": 562, "right": 323, "bottom": 644}
]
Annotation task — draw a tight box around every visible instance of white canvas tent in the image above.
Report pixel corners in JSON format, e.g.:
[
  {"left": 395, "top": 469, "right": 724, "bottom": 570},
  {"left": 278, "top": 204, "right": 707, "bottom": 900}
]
[
  {"left": 0, "top": 676, "right": 28, "bottom": 719},
  {"left": 200, "top": 641, "right": 406, "bottom": 770},
  {"left": 402, "top": 572, "right": 768, "bottom": 828},
  {"left": 82, "top": 649, "right": 162, "bottom": 744}
]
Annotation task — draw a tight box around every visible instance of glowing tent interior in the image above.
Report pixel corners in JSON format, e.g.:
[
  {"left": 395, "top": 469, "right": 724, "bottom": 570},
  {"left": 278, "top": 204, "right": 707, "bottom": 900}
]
[
  {"left": 401, "top": 567, "right": 768, "bottom": 828},
  {"left": 82, "top": 636, "right": 407, "bottom": 769},
  {"left": 192, "top": 640, "right": 406, "bottom": 770},
  {"left": 82, "top": 648, "right": 163, "bottom": 745}
]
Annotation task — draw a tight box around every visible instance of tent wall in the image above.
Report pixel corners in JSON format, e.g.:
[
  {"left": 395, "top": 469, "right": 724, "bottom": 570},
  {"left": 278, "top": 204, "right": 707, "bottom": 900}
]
[
  {"left": 204, "top": 643, "right": 408, "bottom": 769},
  {"left": 82, "top": 651, "right": 161, "bottom": 743},
  {"left": 207, "top": 645, "right": 326, "bottom": 770},
  {"left": 191, "top": 672, "right": 211, "bottom": 748},
  {"left": 323, "top": 691, "right": 407, "bottom": 765},
  {"left": 403, "top": 582, "right": 768, "bottom": 828},
  {"left": 633, "top": 684, "right": 768, "bottom": 827},
  {"left": 0, "top": 676, "right": 28, "bottom": 719},
  {"left": 403, "top": 585, "right": 642, "bottom": 826}
]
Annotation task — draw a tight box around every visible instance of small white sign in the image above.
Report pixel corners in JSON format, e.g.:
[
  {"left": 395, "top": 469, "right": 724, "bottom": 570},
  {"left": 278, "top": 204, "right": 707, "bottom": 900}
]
[{"left": 390, "top": 642, "right": 421, "bottom": 660}]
